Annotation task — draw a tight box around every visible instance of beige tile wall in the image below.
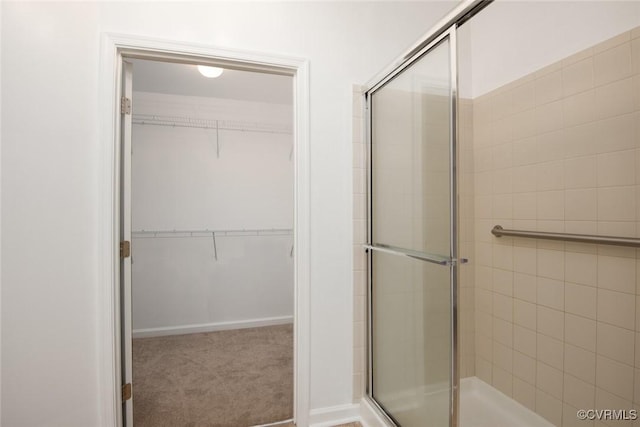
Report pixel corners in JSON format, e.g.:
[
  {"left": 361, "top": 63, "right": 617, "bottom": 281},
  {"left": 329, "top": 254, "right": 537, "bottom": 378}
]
[{"left": 472, "top": 28, "right": 640, "bottom": 426}]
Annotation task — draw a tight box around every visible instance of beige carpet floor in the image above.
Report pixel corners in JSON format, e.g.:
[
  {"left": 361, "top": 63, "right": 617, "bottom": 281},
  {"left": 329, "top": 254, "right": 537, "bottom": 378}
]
[{"left": 133, "top": 324, "right": 293, "bottom": 427}]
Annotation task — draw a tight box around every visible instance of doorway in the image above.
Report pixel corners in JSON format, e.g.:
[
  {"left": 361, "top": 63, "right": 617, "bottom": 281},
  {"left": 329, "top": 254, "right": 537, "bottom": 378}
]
[
  {"left": 101, "top": 35, "right": 310, "bottom": 427},
  {"left": 121, "top": 57, "right": 295, "bottom": 426}
]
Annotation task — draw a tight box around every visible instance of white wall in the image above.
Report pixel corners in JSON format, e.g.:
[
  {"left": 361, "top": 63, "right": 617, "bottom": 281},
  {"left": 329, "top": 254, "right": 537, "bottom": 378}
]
[
  {"left": 131, "top": 92, "right": 294, "bottom": 231},
  {"left": 131, "top": 92, "right": 294, "bottom": 335},
  {"left": 0, "top": 2, "right": 456, "bottom": 426},
  {"left": 468, "top": 1, "right": 640, "bottom": 98},
  {"left": 132, "top": 235, "right": 294, "bottom": 336},
  {"left": 0, "top": 0, "right": 3, "bottom": 422}
]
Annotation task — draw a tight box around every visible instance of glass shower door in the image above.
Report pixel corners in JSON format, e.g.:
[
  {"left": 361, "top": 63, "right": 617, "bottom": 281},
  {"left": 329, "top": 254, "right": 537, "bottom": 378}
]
[{"left": 367, "top": 28, "right": 457, "bottom": 427}]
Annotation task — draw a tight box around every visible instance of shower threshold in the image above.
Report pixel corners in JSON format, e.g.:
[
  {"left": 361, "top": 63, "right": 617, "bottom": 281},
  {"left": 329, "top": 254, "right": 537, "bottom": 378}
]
[
  {"left": 361, "top": 377, "right": 554, "bottom": 427},
  {"left": 460, "top": 377, "right": 554, "bottom": 427}
]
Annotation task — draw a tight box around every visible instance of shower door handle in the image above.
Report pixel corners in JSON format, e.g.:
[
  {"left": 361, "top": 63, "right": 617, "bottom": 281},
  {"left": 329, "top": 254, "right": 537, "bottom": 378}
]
[{"left": 363, "top": 244, "right": 465, "bottom": 266}]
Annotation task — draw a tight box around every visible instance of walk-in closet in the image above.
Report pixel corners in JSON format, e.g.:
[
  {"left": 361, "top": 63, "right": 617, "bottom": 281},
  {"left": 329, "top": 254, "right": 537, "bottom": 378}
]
[{"left": 127, "top": 58, "right": 294, "bottom": 427}]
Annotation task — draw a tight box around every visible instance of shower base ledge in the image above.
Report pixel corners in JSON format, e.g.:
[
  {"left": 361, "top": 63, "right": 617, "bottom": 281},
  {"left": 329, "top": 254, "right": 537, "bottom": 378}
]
[
  {"left": 460, "top": 377, "right": 554, "bottom": 427},
  {"left": 359, "top": 377, "right": 554, "bottom": 427}
]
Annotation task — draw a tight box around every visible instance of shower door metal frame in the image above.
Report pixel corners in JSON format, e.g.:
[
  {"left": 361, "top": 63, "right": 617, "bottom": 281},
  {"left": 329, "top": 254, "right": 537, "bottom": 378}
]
[
  {"left": 365, "top": 26, "right": 458, "bottom": 427},
  {"left": 363, "top": 1, "right": 492, "bottom": 426}
]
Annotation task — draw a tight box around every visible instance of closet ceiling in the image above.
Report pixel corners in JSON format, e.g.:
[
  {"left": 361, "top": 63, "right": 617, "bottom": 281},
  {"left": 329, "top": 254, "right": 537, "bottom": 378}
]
[{"left": 131, "top": 58, "right": 293, "bottom": 105}]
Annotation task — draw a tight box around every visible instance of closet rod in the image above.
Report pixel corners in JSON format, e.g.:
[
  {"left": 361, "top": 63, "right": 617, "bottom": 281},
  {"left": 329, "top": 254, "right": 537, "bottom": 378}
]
[
  {"left": 132, "top": 114, "right": 292, "bottom": 135},
  {"left": 132, "top": 228, "right": 293, "bottom": 238}
]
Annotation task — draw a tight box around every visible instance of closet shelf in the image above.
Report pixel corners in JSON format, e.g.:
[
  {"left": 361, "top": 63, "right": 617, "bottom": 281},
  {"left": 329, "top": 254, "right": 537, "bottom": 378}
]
[
  {"left": 132, "top": 228, "right": 293, "bottom": 239},
  {"left": 132, "top": 114, "right": 292, "bottom": 135}
]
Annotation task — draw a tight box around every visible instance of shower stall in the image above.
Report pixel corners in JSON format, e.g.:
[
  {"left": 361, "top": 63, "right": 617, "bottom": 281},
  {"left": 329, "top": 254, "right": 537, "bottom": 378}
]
[{"left": 360, "top": 1, "right": 640, "bottom": 426}]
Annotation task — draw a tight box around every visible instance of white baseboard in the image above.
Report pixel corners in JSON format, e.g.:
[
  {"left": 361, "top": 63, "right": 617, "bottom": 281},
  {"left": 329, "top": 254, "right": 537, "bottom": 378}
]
[
  {"left": 250, "top": 418, "right": 294, "bottom": 427},
  {"left": 309, "top": 403, "right": 360, "bottom": 427},
  {"left": 132, "top": 315, "right": 293, "bottom": 338}
]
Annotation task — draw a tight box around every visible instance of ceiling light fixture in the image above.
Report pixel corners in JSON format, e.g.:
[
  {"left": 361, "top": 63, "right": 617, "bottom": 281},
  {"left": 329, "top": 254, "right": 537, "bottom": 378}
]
[{"left": 197, "top": 65, "right": 224, "bottom": 78}]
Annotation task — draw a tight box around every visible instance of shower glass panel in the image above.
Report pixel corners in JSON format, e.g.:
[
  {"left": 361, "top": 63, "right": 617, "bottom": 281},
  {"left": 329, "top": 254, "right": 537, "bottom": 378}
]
[
  {"left": 372, "top": 251, "right": 451, "bottom": 427},
  {"left": 368, "top": 32, "right": 455, "bottom": 427},
  {"left": 371, "top": 39, "right": 451, "bottom": 256}
]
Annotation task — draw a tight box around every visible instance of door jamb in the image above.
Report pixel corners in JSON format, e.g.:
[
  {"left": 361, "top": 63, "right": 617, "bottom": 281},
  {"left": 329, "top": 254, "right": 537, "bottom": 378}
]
[{"left": 98, "top": 33, "right": 311, "bottom": 427}]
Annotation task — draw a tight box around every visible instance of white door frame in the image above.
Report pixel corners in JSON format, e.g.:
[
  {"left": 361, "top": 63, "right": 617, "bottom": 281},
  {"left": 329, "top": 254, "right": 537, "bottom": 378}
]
[{"left": 98, "top": 33, "right": 311, "bottom": 427}]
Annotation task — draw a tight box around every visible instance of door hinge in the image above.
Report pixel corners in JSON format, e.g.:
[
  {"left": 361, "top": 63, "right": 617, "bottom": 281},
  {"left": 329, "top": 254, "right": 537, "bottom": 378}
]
[
  {"left": 120, "top": 96, "right": 131, "bottom": 115},
  {"left": 122, "top": 383, "right": 132, "bottom": 401},
  {"left": 120, "top": 241, "right": 131, "bottom": 258}
]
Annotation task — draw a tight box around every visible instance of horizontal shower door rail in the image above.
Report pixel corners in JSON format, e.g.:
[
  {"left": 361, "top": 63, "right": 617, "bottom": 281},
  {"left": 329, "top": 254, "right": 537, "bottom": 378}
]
[
  {"left": 492, "top": 225, "right": 640, "bottom": 248},
  {"left": 364, "top": 243, "right": 464, "bottom": 266}
]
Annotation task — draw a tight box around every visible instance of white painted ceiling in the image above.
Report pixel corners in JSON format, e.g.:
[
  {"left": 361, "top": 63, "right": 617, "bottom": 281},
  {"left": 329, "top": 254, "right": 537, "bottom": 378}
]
[{"left": 131, "top": 58, "right": 293, "bottom": 105}]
